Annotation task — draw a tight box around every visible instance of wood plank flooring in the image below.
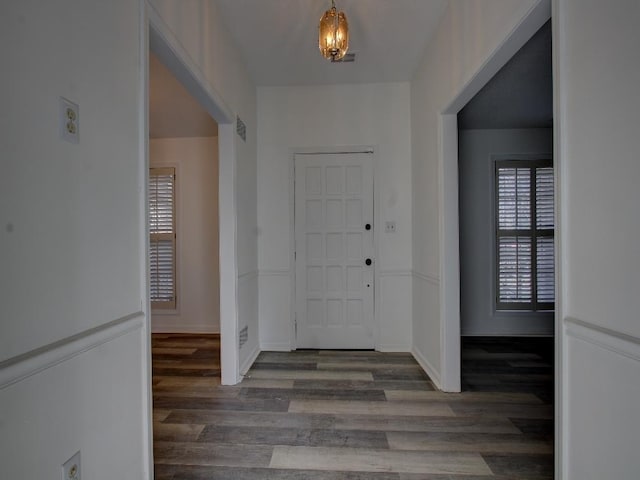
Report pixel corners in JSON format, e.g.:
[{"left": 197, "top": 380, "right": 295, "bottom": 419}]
[{"left": 153, "top": 334, "right": 554, "bottom": 479}]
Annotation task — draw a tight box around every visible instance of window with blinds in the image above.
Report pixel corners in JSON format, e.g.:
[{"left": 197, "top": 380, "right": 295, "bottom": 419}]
[
  {"left": 496, "top": 159, "right": 554, "bottom": 311},
  {"left": 149, "top": 167, "right": 176, "bottom": 309}
]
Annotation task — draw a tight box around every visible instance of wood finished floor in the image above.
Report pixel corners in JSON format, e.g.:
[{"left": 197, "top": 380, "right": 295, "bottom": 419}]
[{"left": 153, "top": 334, "right": 554, "bottom": 479}]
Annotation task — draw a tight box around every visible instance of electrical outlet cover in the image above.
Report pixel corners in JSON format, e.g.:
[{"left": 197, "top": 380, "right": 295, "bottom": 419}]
[
  {"left": 62, "top": 451, "right": 81, "bottom": 480},
  {"left": 60, "top": 97, "right": 79, "bottom": 144}
]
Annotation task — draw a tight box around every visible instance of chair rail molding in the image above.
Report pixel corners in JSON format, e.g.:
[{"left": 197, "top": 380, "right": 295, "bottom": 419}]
[
  {"left": 0, "top": 312, "right": 145, "bottom": 390},
  {"left": 565, "top": 317, "right": 640, "bottom": 362}
]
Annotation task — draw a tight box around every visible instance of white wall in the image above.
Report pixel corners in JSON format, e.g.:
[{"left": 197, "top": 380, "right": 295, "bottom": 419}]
[
  {"left": 0, "top": 0, "right": 259, "bottom": 477},
  {"left": 149, "top": 0, "right": 259, "bottom": 380},
  {"left": 459, "top": 128, "right": 554, "bottom": 336},
  {"left": 555, "top": 0, "right": 640, "bottom": 477},
  {"left": 410, "top": 0, "right": 548, "bottom": 389},
  {"left": 0, "top": 0, "right": 149, "bottom": 478},
  {"left": 1, "top": 323, "right": 146, "bottom": 478},
  {"left": 150, "top": 137, "right": 220, "bottom": 333},
  {"left": 257, "top": 83, "right": 413, "bottom": 351}
]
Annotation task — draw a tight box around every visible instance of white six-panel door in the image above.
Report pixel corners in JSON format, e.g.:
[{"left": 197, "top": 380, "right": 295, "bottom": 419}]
[{"left": 294, "top": 153, "right": 374, "bottom": 349}]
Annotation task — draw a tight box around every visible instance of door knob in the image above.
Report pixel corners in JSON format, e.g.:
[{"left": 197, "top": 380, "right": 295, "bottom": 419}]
[
  {"left": 365, "top": 258, "right": 372, "bottom": 266},
  {"left": 365, "top": 223, "right": 371, "bottom": 230}
]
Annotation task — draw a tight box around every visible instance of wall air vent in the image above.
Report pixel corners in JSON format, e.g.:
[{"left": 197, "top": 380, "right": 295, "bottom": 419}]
[
  {"left": 331, "top": 53, "right": 356, "bottom": 63},
  {"left": 236, "top": 116, "right": 246, "bottom": 142},
  {"left": 239, "top": 325, "right": 248, "bottom": 348}
]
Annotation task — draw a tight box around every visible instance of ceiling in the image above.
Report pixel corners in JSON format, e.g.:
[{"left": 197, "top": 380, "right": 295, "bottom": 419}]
[
  {"left": 214, "top": 0, "right": 448, "bottom": 86},
  {"left": 149, "top": 3, "right": 551, "bottom": 137},
  {"left": 149, "top": 52, "right": 218, "bottom": 139}
]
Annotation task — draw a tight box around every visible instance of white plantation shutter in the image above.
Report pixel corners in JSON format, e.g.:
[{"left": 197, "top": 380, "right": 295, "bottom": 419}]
[
  {"left": 149, "top": 167, "right": 176, "bottom": 309},
  {"left": 497, "top": 167, "right": 531, "bottom": 229},
  {"left": 535, "top": 167, "right": 555, "bottom": 305},
  {"left": 536, "top": 168, "right": 554, "bottom": 230},
  {"left": 496, "top": 160, "right": 554, "bottom": 310},
  {"left": 537, "top": 237, "right": 554, "bottom": 303},
  {"left": 498, "top": 236, "right": 532, "bottom": 304}
]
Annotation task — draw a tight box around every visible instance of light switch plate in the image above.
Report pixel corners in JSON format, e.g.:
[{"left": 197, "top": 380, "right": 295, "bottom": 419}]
[{"left": 60, "top": 97, "right": 79, "bottom": 144}]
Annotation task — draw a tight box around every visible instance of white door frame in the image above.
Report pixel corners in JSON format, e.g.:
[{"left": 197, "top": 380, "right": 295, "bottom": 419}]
[
  {"left": 437, "top": 0, "right": 554, "bottom": 470},
  {"left": 289, "top": 146, "right": 377, "bottom": 350},
  {"left": 142, "top": 4, "right": 242, "bottom": 475},
  {"left": 438, "top": 0, "right": 551, "bottom": 390},
  {"left": 138, "top": 0, "right": 241, "bottom": 480},
  {"left": 146, "top": 1, "right": 240, "bottom": 385}
]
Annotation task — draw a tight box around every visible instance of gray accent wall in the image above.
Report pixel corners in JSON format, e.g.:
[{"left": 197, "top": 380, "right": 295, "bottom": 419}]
[
  {"left": 457, "top": 21, "right": 552, "bottom": 130},
  {"left": 458, "top": 129, "right": 553, "bottom": 336}
]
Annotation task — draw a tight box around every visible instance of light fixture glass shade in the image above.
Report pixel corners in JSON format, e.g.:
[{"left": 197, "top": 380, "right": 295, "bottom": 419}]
[{"left": 318, "top": 1, "right": 349, "bottom": 61}]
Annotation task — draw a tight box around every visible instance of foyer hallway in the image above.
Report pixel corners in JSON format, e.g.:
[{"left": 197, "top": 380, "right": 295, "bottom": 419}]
[{"left": 152, "top": 334, "right": 553, "bottom": 479}]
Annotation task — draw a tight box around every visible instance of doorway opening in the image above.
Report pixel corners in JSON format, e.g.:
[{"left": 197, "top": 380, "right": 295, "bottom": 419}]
[
  {"left": 450, "top": 12, "right": 555, "bottom": 477},
  {"left": 148, "top": 44, "right": 222, "bottom": 412},
  {"left": 148, "top": 51, "right": 220, "bottom": 336},
  {"left": 438, "top": 0, "right": 552, "bottom": 390},
  {"left": 148, "top": 16, "right": 240, "bottom": 386},
  {"left": 457, "top": 20, "right": 554, "bottom": 338},
  {"left": 148, "top": 36, "right": 224, "bottom": 475}
]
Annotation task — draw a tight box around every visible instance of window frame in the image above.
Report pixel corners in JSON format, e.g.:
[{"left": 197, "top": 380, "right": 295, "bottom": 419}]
[
  {"left": 494, "top": 158, "right": 554, "bottom": 312},
  {"left": 149, "top": 166, "right": 177, "bottom": 310}
]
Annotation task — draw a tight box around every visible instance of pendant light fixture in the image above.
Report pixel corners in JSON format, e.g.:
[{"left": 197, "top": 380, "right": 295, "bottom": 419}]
[{"left": 318, "top": 0, "right": 349, "bottom": 61}]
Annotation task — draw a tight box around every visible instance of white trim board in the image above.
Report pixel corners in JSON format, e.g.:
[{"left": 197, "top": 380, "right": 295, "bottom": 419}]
[
  {"left": 438, "top": 0, "right": 552, "bottom": 394},
  {"left": 147, "top": 5, "right": 241, "bottom": 386},
  {"left": 151, "top": 324, "right": 220, "bottom": 334},
  {"left": 412, "top": 345, "right": 442, "bottom": 390},
  {"left": 565, "top": 317, "right": 640, "bottom": 362},
  {"left": 412, "top": 271, "right": 440, "bottom": 286},
  {"left": 379, "top": 269, "right": 413, "bottom": 278},
  {"left": 138, "top": 4, "right": 153, "bottom": 477},
  {"left": 259, "top": 269, "right": 291, "bottom": 277},
  {"left": 378, "top": 343, "right": 412, "bottom": 353},
  {"left": 260, "top": 342, "right": 292, "bottom": 352},
  {"left": 240, "top": 343, "right": 261, "bottom": 377},
  {"left": 563, "top": 316, "right": 640, "bottom": 478},
  {"left": 238, "top": 270, "right": 260, "bottom": 282},
  {"left": 147, "top": 3, "right": 234, "bottom": 124},
  {"left": 0, "top": 312, "right": 144, "bottom": 390}
]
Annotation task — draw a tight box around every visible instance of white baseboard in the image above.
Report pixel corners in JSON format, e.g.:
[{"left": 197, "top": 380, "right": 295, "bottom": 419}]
[
  {"left": 240, "top": 343, "right": 261, "bottom": 376},
  {"left": 151, "top": 323, "right": 219, "bottom": 334},
  {"left": 411, "top": 345, "right": 442, "bottom": 390},
  {"left": 259, "top": 342, "right": 292, "bottom": 352},
  {"left": 377, "top": 343, "right": 411, "bottom": 352}
]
